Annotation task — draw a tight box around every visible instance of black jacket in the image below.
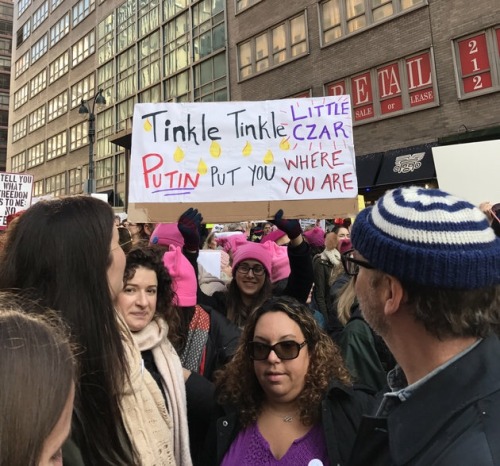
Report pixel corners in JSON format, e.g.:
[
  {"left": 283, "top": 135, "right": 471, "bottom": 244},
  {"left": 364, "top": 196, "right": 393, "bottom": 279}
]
[
  {"left": 203, "top": 379, "right": 375, "bottom": 465},
  {"left": 349, "top": 335, "right": 500, "bottom": 465}
]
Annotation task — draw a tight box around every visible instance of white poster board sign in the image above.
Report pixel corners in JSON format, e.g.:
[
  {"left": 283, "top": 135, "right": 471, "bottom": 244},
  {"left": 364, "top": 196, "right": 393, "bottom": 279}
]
[
  {"left": 432, "top": 140, "right": 500, "bottom": 205},
  {"left": 0, "top": 172, "right": 34, "bottom": 229},
  {"left": 129, "top": 97, "right": 356, "bottom": 204},
  {"left": 198, "top": 250, "right": 222, "bottom": 279}
]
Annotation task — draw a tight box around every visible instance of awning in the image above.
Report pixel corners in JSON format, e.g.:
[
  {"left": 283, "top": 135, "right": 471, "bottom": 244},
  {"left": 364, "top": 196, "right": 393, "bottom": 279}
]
[
  {"left": 355, "top": 152, "right": 384, "bottom": 188},
  {"left": 375, "top": 143, "right": 436, "bottom": 186}
]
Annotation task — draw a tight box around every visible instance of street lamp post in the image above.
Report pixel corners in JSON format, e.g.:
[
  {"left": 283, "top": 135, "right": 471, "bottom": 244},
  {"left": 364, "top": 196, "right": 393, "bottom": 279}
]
[{"left": 79, "top": 89, "right": 106, "bottom": 194}]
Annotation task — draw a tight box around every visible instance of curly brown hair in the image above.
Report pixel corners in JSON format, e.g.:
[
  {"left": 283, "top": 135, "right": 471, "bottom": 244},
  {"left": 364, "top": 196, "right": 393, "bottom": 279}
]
[
  {"left": 123, "top": 245, "right": 182, "bottom": 350},
  {"left": 215, "top": 296, "right": 350, "bottom": 427}
]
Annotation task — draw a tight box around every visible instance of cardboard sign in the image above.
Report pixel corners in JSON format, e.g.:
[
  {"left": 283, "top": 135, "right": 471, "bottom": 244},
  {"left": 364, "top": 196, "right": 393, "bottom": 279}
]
[
  {"left": 0, "top": 172, "right": 34, "bottom": 229},
  {"left": 128, "top": 98, "right": 359, "bottom": 222}
]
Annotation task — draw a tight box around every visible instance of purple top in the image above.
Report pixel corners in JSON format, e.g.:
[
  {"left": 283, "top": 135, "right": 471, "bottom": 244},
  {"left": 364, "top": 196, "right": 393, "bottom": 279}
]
[{"left": 221, "top": 422, "right": 329, "bottom": 466}]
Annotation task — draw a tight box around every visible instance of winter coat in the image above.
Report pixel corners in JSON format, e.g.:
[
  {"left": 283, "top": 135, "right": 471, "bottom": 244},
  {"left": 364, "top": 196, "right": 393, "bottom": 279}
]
[{"left": 349, "top": 334, "right": 500, "bottom": 465}]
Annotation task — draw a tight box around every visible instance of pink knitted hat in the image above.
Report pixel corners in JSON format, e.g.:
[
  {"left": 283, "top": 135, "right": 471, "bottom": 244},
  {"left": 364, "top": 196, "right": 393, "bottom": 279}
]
[
  {"left": 263, "top": 241, "right": 291, "bottom": 283},
  {"left": 217, "top": 233, "right": 247, "bottom": 254},
  {"left": 304, "top": 226, "right": 325, "bottom": 248},
  {"left": 260, "top": 229, "right": 287, "bottom": 244},
  {"left": 162, "top": 245, "right": 197, "bottom": 307},
  {"left": 150, "top": 223, "right": 184, "bottom": 248},
  {"left": 232, "top": 242, "right": 272, "bottom": 276}
]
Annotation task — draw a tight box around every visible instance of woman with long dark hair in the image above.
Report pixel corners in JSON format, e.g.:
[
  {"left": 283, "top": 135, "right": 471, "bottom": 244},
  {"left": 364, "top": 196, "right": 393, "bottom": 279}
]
[{"left": 0, "top": 196, "right": 174, "bottom": 465}]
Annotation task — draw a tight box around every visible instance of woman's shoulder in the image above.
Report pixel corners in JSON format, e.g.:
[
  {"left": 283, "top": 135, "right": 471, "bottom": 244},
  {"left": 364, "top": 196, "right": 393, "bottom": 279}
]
[{"left": 324, "top": 378, "right": 377, "bottom": 414}]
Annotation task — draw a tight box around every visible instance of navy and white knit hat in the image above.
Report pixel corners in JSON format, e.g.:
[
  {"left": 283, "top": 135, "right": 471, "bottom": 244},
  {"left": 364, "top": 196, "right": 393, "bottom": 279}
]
[{"left": 351, "top": 186, "right": 500, "bottom": 289}]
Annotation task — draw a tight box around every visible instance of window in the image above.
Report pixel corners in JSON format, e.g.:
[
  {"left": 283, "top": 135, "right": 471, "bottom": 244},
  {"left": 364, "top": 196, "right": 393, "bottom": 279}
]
[
  {"left": 11, "top": 151, "right": 26, "bottom": 173},
  {"left": 139, "top": 31, "right": 160, "bottom": 89},
  {"left": 0, "top": 3, "right": 13, "bottom": 15},
  {"left": 70, "top": 121, "right": 87, "bottom": 150},
  {"left": 27, "top": 142, "right": 44, "bottom": 168},
  {"left": 12, "top": 118, "right": 27, "bottom": 142},
  {"left": 14, "top": 83, "right": 28, "bottom": 109},
  {"left": 138, "top": 0, "right": 159, "bottom": 38},
  {"left": 0, "top": 57, "right": 10, "bottom": 72},
  {"left": 68, "top": 166, "right": 84, "bottom": 194},
  {"left": 163, "top": 0, "right": 187, "bottom": 21},
  {"left": 30, "top": 69, "right": 47, "bottom": 98},
  {"left": 326, "top": 49, "right": 438, "bottom": 124},
  {"left": 48, "top": 91, "right": 68, "bottom": 121},
  {"left": 98, "top": 61, "right": 114, "bottom": 106},
  {"left": 95, "top": 156, "right": 113, "bottom": 187},
  {"left": 0, "top": 93, "right": 8, "bottom": 108},
  {"left": 139, "top": 83, "right": 161, "bottom": 103},
  {"left": 16, "top": 19, "right": 30, "bottom": 47},
  {"left": 117, "top": 47, "right": 136, "bottom": 100},
  {"left": 116, "top": 96, "right": 135, "bottom": 131},
  {"left": 50, "top": 12, "right": 70, "bottom": 47},
  {"left": 28, "top": 105, "right": 46, "bottom": 132},
  {"left": 18, "top": 0, "right": 31, "bottom": 17},
  {"left": 164, "top": 69, "right": 190, "bottom": 101},
  {"left": 51, "top": 0, "right": 63, "bottom": 11},
  {"left": 31, "top": 34, "right": 48, "bottom": 64},
  {"left": 72, "top": 30, "right": 95, "bottom": 67},
  {"left": 320, "top": 0, "right": 424, "bottom": 44},
  {"left": 453, "top": 27, "right": 500, "bottom": 98},
  {"left": 0, "top": 19, "right": 12, "bottom": 35},
  {"left": 237, "top": 13, "right": 307, "bottom": 80},
  {"left": 49, "top": 51, "right": 69, "bottom": 84},
  {"left": 45, "top": 172, "right": 66, "bottom": 196},
  {"left": 15, "top": 51, "right": 29, "bottom": 78},
  {"left": 32, "top": 1, "right": 48, "bottom": 30},
  {"left": 236, "top": 0, "right": 263, "bottom": 12},
  {"left": 98, "top": 12, "right": 114, "bottom": 65},
  {"left": 70, "top": 74, "right": 95, "bottom": 108},
  {"left": 33, "top": 179, "right": 44, "bottom": 196},
  {"left": 95, "top": 107, "right": 116, "bottom": 161},
  {"left": 192, "top": 0, "right": 225, "bottom": 61},
  {"left": 47, "top": 130, "right": 67, "bottom": 159},
  {"left": 163, "top": 12, "right": 189, "bottom": 76},
  {"left": 117, "top": 0, "right": 136, "bottom": 53},
  {"left": 194, "top": 52, "right": 227, "bottom": 101},
  {"left": 72, "top": 0, "right": 95, "bottom": 27},
  {"left": 0, "top": 38, "right": 11, "bottom": 54}
]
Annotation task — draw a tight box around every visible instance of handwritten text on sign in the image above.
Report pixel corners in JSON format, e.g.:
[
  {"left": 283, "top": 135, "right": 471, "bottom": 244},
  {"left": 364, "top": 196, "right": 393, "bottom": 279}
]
[
  {"left": 0, "top": 172, "right": 33, "bottom": 228},
  {"left": 129, "top": 97, "right": 356, "bottom": 203}
]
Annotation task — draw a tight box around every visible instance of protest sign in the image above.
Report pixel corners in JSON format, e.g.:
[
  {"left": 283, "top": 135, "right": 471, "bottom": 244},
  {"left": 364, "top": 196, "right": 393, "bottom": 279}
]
[
  {"left": 128, "top": 97, "right": 359, "bottom": 222},
  {"left": 0, "top": 172, "right": 33, "bottom": 229}
]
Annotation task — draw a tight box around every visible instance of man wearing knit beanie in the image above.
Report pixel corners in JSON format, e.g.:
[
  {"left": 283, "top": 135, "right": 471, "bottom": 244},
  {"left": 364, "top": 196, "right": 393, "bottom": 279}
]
[{"left": 347, "top": 186, "right": 500, "bottom": 466}]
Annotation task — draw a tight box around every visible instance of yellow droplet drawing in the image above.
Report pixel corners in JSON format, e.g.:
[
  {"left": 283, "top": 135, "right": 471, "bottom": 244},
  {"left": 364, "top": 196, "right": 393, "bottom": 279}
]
[
  {"left": 210, "top": 141, "right": 222, "bottom": 158},
  {"left": 173, "top": 146, "right": 185, "bottom": 162},
  {"left": 279, "top": 137, "right": 290, "bottom": 150},
  {"left": 263, "top": 150, "right": 274, "bottom": 165},
  {"left": 143, "top": 119, "right": 152, "bottom": 132},
  {"left": 197, "top": 158, "right": 208, "bottom": 175},
  {"left": 242, "top": 141, "right": 252, "bottom": 157}
]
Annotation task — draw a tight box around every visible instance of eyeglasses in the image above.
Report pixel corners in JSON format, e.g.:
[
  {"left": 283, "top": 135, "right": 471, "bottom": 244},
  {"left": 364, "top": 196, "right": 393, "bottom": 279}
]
[
  {"left": 341, "top": 249, "right": 375, "bottom": 276},
  {"left": 236, "top": 264, "right": 266, "bottom": 276},
  {"left": 248, "top": 340, "right": 307, "bottom": 360}
]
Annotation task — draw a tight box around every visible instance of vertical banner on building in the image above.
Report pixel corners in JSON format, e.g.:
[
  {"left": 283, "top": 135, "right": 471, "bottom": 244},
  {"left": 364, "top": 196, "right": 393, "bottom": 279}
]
[
  {"left": 129, "top": 97, "right": 357, "bottom": 205},
  {"left": 0, "top": 172, "right": 34, "bottom": 229}
]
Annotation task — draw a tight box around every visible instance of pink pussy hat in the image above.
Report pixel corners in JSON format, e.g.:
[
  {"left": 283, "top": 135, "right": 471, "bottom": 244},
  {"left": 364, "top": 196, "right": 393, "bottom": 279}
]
[
  {"left": 260, "top": 229, "right": 287, "bottom": 244},
  {"left": 232, "top": 242, "right": 272, "bottom": 276},
  {"left": 162, "top": 245, "right": 197, "bottom": 307},
  {"left": 217, "top": 233, "right": 247, "bottom": 254},
  {"left": 303, "top": 226, "right": 325, "bottom": 248},
  {"left": 150, "top": 223, "right": 184, "bottom": 248},
  {"left": 263, "top": 241, "right": 291, "bottom": 283}
]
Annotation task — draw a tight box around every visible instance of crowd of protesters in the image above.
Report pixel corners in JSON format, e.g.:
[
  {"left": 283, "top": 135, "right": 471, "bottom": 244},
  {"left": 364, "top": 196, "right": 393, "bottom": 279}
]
[{"left": 0, "top": 189, "right": 499, "bottom": 465}]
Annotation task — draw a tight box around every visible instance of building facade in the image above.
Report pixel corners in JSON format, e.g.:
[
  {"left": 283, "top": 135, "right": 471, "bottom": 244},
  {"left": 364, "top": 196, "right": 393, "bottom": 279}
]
[
  {"left": 0, "top": 0, "right": 12, "bottom": 172},
  {"left": 228, "top": 0, "right": 500, "bottom": 200},
  {"left": 8, "top": 0, "right": 228, "bottom": 204},
  {"left": 7, "top": 0, "right": 500, "bottom": 206}
]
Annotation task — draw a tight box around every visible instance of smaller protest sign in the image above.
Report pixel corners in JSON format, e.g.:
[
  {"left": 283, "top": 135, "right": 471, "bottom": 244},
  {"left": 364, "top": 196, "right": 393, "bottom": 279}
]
[{"left": 0, "top": 172, "right": 34, "bottom": 229}]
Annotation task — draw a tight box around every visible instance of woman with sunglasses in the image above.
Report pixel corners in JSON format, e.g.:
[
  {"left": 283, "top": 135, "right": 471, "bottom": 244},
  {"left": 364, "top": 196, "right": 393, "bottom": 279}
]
[{"left": 203, "top": 296, "right": 375, "bottom": 465}]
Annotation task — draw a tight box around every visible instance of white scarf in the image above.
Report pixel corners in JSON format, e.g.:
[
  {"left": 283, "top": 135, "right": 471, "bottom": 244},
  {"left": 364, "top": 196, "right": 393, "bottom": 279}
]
[
  {"left": 134, "top": 318, "right": 192, "bottom": 466},
  {"left": 320, "top": 248, "right": 341, "bottom": 266}
]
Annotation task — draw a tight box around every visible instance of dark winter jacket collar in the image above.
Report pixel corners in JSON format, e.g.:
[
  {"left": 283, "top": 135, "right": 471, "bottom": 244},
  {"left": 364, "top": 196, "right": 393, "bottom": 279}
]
[{"left": 386, "top": 334, "right": 500, "bottom": 464}]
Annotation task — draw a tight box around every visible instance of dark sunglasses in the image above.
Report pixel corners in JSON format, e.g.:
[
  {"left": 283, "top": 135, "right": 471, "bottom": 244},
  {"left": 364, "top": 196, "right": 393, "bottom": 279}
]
[
  {"left": 341, "top": 249, "right": 375, "bottom": 276},
  {"left": 248, "top": 340, "right": 307, "bottom": 360}
]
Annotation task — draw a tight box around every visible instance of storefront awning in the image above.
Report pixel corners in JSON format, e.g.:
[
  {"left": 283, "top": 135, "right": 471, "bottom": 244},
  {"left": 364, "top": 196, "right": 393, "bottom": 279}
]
[
  {"left": 355, "top": 152, "right": 384, "bottom": 188},
  {"left": 374, "top": 143, "right": 436, "bottom": 186}
]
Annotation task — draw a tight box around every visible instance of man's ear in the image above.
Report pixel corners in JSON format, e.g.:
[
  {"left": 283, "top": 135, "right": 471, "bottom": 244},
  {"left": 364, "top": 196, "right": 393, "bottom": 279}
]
[{"left": 383, "top": 275, "right": 405, "bottom": 316}]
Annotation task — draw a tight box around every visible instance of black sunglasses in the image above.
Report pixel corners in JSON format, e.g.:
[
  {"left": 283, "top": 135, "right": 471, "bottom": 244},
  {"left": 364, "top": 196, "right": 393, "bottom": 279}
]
[
  {"left": 341, "top": 249, "right": 375, "bottom": 276},
  {"left": 248, "top": 340, "right": 307, "bottom": 360}
]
